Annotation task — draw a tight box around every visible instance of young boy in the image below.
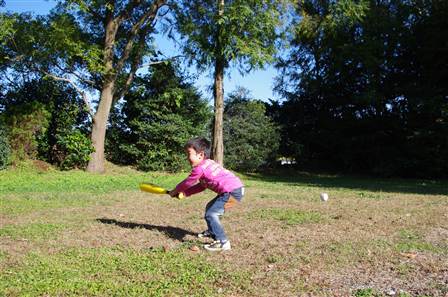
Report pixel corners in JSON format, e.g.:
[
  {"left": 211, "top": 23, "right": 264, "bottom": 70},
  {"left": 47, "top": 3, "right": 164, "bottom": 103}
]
[{"left": 169, "top": 137, "right": 244, "bottom": 252}]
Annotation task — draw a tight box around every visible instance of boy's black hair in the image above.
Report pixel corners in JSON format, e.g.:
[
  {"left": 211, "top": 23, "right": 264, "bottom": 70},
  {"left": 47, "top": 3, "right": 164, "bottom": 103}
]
[{"left": 184, "top": 137, "right": 211, "bottom": 158}]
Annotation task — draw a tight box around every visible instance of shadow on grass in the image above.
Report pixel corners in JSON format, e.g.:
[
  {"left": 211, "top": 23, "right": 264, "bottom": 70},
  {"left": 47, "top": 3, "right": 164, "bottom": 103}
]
[
  {"left": 96, "top": 218, "right": 196, "bottom": 242},
  {"left": 244, "top": 170, "right": 448, "bottom": 196}
]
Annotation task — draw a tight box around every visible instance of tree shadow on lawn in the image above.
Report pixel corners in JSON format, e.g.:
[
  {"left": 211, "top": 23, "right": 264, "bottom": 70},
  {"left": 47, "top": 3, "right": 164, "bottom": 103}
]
[
  {"left": 97, "top": 218, "right": 196, "bottom": 242},
  {"left": 244, "top": 170, "right": 448, "bottom": 196}
]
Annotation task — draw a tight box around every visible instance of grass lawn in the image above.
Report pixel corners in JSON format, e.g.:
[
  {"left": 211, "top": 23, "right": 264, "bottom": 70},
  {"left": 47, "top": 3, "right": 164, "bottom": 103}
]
[{"left": 1, "top": 163, "right": 447, "bottom": 296}]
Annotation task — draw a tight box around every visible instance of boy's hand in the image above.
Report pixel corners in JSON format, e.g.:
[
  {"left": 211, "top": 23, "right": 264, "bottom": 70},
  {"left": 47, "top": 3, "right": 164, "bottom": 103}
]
[{"left": 169, "top": 190, "right": 185, "bottom": 200}]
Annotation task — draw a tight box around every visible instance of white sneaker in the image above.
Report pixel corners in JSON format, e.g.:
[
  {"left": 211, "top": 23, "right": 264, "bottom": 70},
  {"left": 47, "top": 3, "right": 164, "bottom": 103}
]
[
  {"left": 197, "top": 230, "right": 213, "bottom": 239},
  {"left": 204, "top": 240, "right": 231, "bottom": 252}
]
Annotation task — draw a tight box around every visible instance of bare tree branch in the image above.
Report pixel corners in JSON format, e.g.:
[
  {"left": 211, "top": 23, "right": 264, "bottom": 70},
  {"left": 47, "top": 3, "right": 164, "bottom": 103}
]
[
  {"left": 42, "top": 71, "right": 95, "bottom": 119},
  {"left": 138, "top": 55, "right": 183, "bottom": 69},
  {"left": 151, "top": 3, "right": 170, "bottom": 27},
  {"left": 53, "top": 63, "right": 97, "bottom": 88},
  {"left": 1, "top": 72, "right": 21, "bottom": 89},
  {"left": 114, "top": 27, "right": 149, "bottom": 102},
  {"left": 113, "top": 54, "right": 183, "bottom": 102},
  {"left": 116, "top": 0, "right": 142, "bottom": 24},
  {"left": 115, "top": 0, "right": 167, "bottom": 74}
]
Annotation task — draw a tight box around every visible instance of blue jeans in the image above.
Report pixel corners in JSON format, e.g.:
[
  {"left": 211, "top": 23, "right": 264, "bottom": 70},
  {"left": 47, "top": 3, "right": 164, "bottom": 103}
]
[{"left": 204, "top": 187, "right": 244, "bottom": 243}]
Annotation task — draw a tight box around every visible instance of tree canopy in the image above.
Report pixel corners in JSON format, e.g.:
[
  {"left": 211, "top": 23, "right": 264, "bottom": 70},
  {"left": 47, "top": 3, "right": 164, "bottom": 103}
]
[
  {"left": 172, "top": 0, "right": 290, "bottom": 165},
  {"left": 1, "top": 0, "right": 447, "bottom": 178},
  {"left": 1, "top": 0, "right": 169, "bottom": 172},
  {"left": 274, "top": 0, "right": 448, "bottom": 177}
]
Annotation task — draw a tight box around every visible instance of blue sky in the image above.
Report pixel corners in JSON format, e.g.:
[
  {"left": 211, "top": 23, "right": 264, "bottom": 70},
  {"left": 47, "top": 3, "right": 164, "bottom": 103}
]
[{"left": 1, "top": 0, "right": 281, "bottom": 102}]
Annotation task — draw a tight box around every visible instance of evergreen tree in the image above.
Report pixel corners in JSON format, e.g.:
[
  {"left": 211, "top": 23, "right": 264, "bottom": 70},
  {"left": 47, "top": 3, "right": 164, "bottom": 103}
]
[
  {"left": 275, "top": 0, "right": 448, "bottom": 177},
  {"left": 223, "top": 87, "right": 280, "bottom": 171},
  {"left": 107, "top": 63, "right": 212, "bottom": 171}
]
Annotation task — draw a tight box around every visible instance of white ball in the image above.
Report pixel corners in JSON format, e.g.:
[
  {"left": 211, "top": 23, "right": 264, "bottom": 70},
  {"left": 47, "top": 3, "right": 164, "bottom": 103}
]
[{"left": 320, "top": 192, "right": 329, "bottom": 201}]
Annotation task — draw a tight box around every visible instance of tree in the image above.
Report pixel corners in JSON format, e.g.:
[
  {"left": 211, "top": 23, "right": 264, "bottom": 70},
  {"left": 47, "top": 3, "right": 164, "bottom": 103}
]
[
  {"left": 106, "top": 62, "right": 212, "bottom": 171},
  {"left": 0, "top": 78, "right": 93, "bottom": 169},
  {"left": 1, "top": 0, "right": 169, "bottom": 173},
  {"left": 173, "top": 0, "right": 289, "bottom": 165},
  {"left": 223, "top": 87, "right": 280, "bottom": 171},
  {"left": 275, "top": 0, "right": 448, "bottom": 177}
]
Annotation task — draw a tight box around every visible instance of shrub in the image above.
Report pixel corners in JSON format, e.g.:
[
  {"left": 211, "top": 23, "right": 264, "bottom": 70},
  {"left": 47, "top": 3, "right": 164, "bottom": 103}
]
[
  {"left": 223, "top": 88, "right": 280, "bottom": 172},
  {"left": 136, "top": 141, "right": 188, "bottom": 172},
  {"left": 53, "top": 130, "right": 94, "bottom": 170},
  {"left": 1, "top": 101, "right": 50, "bottom": 162},
  {"left": 1, "top": 79, "right": 89, "bottom": 169},
  {"left": 0, "top": 125, "right": 11, "bottom": 169}
]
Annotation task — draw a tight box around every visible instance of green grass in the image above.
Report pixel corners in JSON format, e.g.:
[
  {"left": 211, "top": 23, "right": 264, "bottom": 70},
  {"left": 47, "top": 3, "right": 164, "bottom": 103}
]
[
  {"left": 353, "top": 288, "right": 415, "bottom": 297},
  {"left": 395, "top": 229, "right": 446, "bottom": 254},
  {"left": 0, "top": 223, "right": 67, "bottom": 240},
  {"left": 357, "top": 191, "right": 387, "bottom": 200},
  {"left": 248, "top": 208, "right": 322, "bottom": 225},
  {"left": 244, "top": 170, "right": 448, "bottom": 195},
  {"left": 324, "top": 241, "right": 361, "bottom": 264},
  {"left": 353, "top": 288, "right": 378, "bottom": 297},
  {"left": 0, "top": 165, "right": 188, "bottom": 216},
  {"left": 0, "top": 250, "right": 7, "bottom": 262},
  {"left": 0, "top": 165, "right": 187, "bottom": 194},
  {"left": 0, "top": 193, "right": 103, "bottom": 216},
  {"left": 0, "top": 247, "right": 224, "bottom": 297},
  {"left": 1, "top": 164, "right": 446, "bottom": 296}
]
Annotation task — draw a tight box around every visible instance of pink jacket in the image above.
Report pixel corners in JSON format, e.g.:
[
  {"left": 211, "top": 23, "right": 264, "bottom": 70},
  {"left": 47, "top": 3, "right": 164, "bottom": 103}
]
[{"left": 175, "top": 159, "right": 243, "bottom": 197}]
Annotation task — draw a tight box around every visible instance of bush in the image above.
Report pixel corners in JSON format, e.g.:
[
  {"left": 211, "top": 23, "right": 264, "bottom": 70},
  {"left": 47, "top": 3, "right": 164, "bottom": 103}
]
[
  {"left": 1, "top": 101, "right": 50, "bottom": 162},
  {"left": 223, "top": 88, "right": 280, "bottom": 172},
  {"left": 0, "top": 125, "right": 11, "bottom": 169},
  {"left": 136, "top": 141, "right": 188, "bottom": 172},
  {"left": 1, "top": 79, "right": 90, "bottom": 169},
  {"left": 53, "top": 130, "right": 94, "bottom": 170}
]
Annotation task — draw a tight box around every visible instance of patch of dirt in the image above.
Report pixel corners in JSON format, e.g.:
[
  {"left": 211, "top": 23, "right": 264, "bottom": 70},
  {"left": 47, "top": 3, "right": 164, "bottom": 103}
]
[
  {"left": 32, "top": 160, "right": 53, "bottom": 172},
  {"left": 426, "top": 227, "right": 448, "bottom": 247}
]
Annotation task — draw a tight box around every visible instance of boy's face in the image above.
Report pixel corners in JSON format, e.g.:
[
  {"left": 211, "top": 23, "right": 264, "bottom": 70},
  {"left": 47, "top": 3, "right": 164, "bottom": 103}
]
[{"left": 186, "top": 147, "right": 205, "bottom": 167}]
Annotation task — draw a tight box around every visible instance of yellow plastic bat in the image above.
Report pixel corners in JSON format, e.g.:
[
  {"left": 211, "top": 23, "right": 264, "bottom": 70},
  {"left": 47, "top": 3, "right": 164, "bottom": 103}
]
[{"left": 139, "top": 183, "right": 184, "bottom": 199}]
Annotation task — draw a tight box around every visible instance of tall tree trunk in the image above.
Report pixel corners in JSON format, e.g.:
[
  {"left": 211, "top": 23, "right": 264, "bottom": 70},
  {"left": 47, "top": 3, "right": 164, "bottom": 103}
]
[
  {"left": 84, "top": 1, "right": 166, "bottom": 173},
  {"left": 87, "top": 13, "right": 117, "bottom": 173},
  {"left": 212, "top": 0, "right": 225, "bottom": 165},
  {"left": 86, "top": 81, "right": 115, "bottom": 173},
  {"left": 213, "top": 58, "right": 225, "bottom": 165}
]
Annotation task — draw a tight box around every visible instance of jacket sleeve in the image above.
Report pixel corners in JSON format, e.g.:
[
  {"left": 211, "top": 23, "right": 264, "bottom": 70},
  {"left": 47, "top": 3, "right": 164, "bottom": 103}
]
[
  {"left": 184, "top": 183, "right": 206, "bottom": 196},
  {"left": 175, "top": 166, "right": 204, "bottom": 194}
]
